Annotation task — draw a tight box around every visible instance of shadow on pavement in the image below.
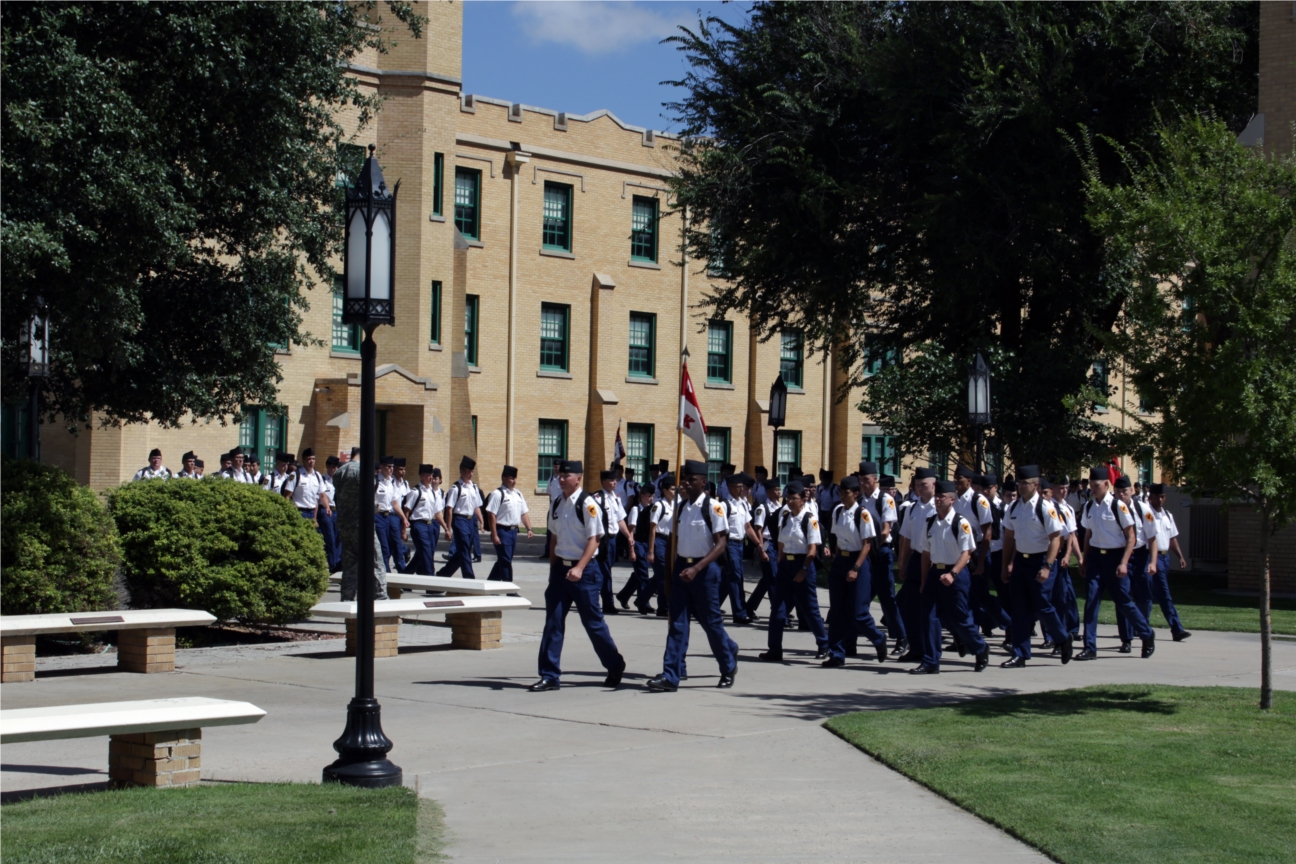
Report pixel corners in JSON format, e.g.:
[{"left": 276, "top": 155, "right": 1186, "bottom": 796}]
[
  {"left": 1, "top": 781, "right": 109, "bottom": 805},
  {"left": 2, "top": 764, "right": 106, "bottom": 776},
  {"left": 727, "top": 686, "right": 1025, "bottom": 721}
]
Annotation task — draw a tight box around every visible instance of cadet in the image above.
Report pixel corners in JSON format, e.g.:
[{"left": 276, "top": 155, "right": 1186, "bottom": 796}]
[
  {"left": 817, "top": 470, "right": 841, "bottom": 513},
  {"left": 1146, "top": 483, "right": 1190, "bottom": 641},
  {"left": 646, "top": 460, "right": 738, "bottom": 691},
  {"left": 895, "top": 468, "right": 938, "bottom": 663},
  {"left": 133, "top": 448, "right": 171, "bottom": 480},
  {"left": 530, "top": 460, "right": 626, "bottom": 692},
  {"left": 1114, "top": 476, "right": 1160, "bottom": 653},
  {"left": 953, "top": 467, "right": 995, "bottom": 634},
  {"left": 289, "top": 449, "right": 327, "bottom": 532},
  {"left": 594, "top": 470, "right": 633, "bottom": 614},
  {"left": 439, "top": 456, "right": 484, "bottom": 579},
  {"left": 374, "top": 456, "right": 401, "bottom": 573},
  {"left": 176, "top": 451, "right": 199, "bottom": 479},
  {"left": 1043, "top": 476, "right": 1081, "bottom": 652},
  {"left": 974, "top": 473, "right": 1013, "bottom": 639},
  {"left": 909, "top": 479, "right": 990, "bottom": 674},
  {"left": 645, "top": 474, "right": 676, "bottom": 617},
  {"left": 744, "top": 479, "right": 781, "bottom": 620},
  {"left": 861, "top": 467, "right": 906, "bottom": 654},
  {"left": 751, "top": 467, "right": 770, "bottom": 506},
  {"left": 406, "top": 464, "right": 447, "bottom": 577},
  {"left": 999, "top": 465, "right": 1072, "bottom": 667},
  {"left": 332, "top": 452, "right": 387, "bottom": 603},
  {"left": 320, "top": 455, "right": 342, "bottom": 572},
  {"left": 1077, "top": 466, "right": 1155, "bottom": 660},
  {"left": 483, "top": 466, "right": 532, "bottom": 583},
  {"left": 720, "top": 473, "right": 756, "bottom": 625},
  {"left": 823, "top": 475, "right": 888, "bottom": 666},
  {"left": 759, "top": 480, "right": 830, "bottom": 662},
  {"left": 269, "top": 452, "right": 292, "bottom": 495},
  {"left": 617, "top": 485, "right": 659, "bottom": 613},
  {"left": 193, "top": 458, "right": 205, "bottom": 478}
]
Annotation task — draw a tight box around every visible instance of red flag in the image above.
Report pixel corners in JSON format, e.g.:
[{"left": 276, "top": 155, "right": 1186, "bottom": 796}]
[
  {"left": 678, "top": 362, "right": 709, "bottom": 458},
  {"left": 1108, "top": 459, "right": 1122, "bottom": 485},
  {"left": 613, "top": 421, "right": 626, "bottom": 464}
]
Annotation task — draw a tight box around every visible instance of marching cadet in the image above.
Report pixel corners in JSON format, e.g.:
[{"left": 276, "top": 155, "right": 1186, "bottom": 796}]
[
  {"left": 133, "top": 448, "right": 171, "bottom": 480},
  {"left": 816, "top": 470, "right": 840, "bottom": 514},
  {"left": 390, "top": 457, "right": 415, "bottom": 572},
  {"left": 759, "top": 480, "right": 830, "bottom": 662},
  {"left": 404, "top": 464, "right": 444, "bottom": 576},
  {"left": 974, "top": 473, "right": 1013, "bottom": 640},
  {"left": 645, "top": 473, "right": 677, "bottom": 617},
  {"left": 1115, "top": 475, "right": 1159, "bottom": 653},
  {"left": 269, "top": 452, "right": 293, "bottom": 494},
  {"left": 1076, "top": 466, "right": 1155, "bottom": 661},
  {"left": 320, "top": 455, "right": 342, "bottom": 573},
  {"left": 999, "top": 465, "right": 1072, "bottom": 667},
  {"left": 646, "top": 460, "right": 739, "bottom": 691},
  {"left": 895, "top": 468, "right": 938, "bottom": 663},
  {"left": 1043, "top": 476, "right": 1081, "bottom": 652},
  {"left": 228, "top": 448, "right": 253, "bottom": 482},
  {"left": 216, "top": 451, "right": 233, "bottom": 479},
  {"left": 176, "top": 451, "right": 199, "bottom": 479},
  {"left": 953, "top": 466, "right": 996, "bottom": 652},
  {"left": 751, "top": 467, "right": 770, "bottom": 506},
  {"left": 858, "top": 463, "right": 906, "bottom": 655},
  {"left": 909, "top": 479, "right": 990, "bottom": 674},
  {"left": 594, "top": 470, "right": 634, "bottom": 614},
  {"left": 1147, "top": 483, "right": 1190, "bottom": 641},
  {"left": 439, "top": 456, "right": 484, "bottom": 579},
  {"left": 288, "top": 449, "right": 326, "bottom": 527},
  {"left": 617, "top": 484, "right": 659, "bottom": 613},
  {"left": 717, "top": 464, "right": 737, "bottom": 501},
  {"left": 823, "top": 475, "right": 888, "bottom": 666},
  {"left": 541, "top": 459, "right": 563, "bottom": 559},
  {"left": 484, "top": 465, "right": 533, "bottom": 583},
  {"left": 720, "top": 473, "right": 756, "bottom": 625},
  {"left": 373, "top": 456, "right": 402, "bottom": 573},
  {"left": 743, "top": 479, "right": 781, "bottom": 621},
  {"left": 530, "top": 460, "right": 626, "bottom": 692}
]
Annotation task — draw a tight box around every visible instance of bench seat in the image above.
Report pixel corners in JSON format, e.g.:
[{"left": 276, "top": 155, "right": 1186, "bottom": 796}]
[
  {"left": 328, "top": 572, "right": 520, "bottom": 598},
  {"left": 310, "top": 596, "right": 530, "bottom": 653}
]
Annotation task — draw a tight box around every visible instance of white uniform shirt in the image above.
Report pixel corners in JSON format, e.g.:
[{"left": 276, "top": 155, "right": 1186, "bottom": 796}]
[
  {"left": 1150, "top": 505, "right": 1179, "bottom": 554},
  {"left": 725, "top": 498, "right": 752, "bottom": 541},
  {"left": 1127, "top": 498, "right": 1155, "bottom": 549},
  {"left": 375, "top": 475, "right": 399, "bottom": 514},
  {"left": 1054, "top": 498, "right": 1078, "bottom": 540},
  {"left": 321, "top": 472, "right": 336, "bottom": 508},
  {"left": 133, "top": 465, "right": 171, "bottom": 480},
  {"left": 404, "top": 484, "right": 444, "bottom": 522},
  {"left": 552, "top": 491, "right": 604, "bottom": 560},
  {"left": 290, "top": 470, "right": 326, "bottom": 509},
  {"left": 270, "top": 470, "right": 291, "bottom": 495},
  {"left": 547, "top": 475, "right": 563, "bottom": 504},
  {"left": 485, "top": 486, "right": 529, "bottom": 527},
  {"left": 917, "top": 508, "right": 977, "bottom": 566},
  {"left": 777, "top": 507, "right": 822, "bottom": 554},
  {"left": 650, "top": 497, "right": 675, "bottom": 537},
  {"left": 899, "top": 498, "right": 937, "bottom": 547},
  {"left": 1004, "top": 492, "right": 1064, "bottom": 555},
  {"left": 176, "top": 470, "right": 199, "bottom": 479},
  {"left": 392, "top": 478, "right": 412, "bottom": 511},
  {"left": 752, "top": 501, "right": 783, "bottom": 542},
  {"left": 862, "top": 488, "right": 897, "bottom": 545},
  {"left": 675, "top": 494, "right": 730, "bottom": 558},
  {"left": 594, "top": 490, "right": 627, "bottom": 535},
  {"left": 830, "top": 501, "right": 877, "bottom": 552},
  {"left": 446, "top": 480, "right": 483, "bottom": 517},
  {"left": 955, "top": 488, "right": 995, "bottom": 532},
  {"left": 1081, "top": 492, "right": 1137, "bottom": 549},
  {"left": 988, "top": 495, "right": 1006, "bottom": 553},
  {"left": 614, "top": 479, "right": 634, "bottom": 511}
]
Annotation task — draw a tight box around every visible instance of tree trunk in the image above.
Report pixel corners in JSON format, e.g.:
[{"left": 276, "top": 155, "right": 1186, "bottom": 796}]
[{"left": 1259, "top": 505, "right": 1272, "bottom": 711}]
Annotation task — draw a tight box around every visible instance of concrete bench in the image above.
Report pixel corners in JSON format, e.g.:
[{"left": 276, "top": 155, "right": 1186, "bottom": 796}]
[
  {"left": 328, "top": 572, "right": 521, "bottom": 599},
  {"left": 0, "top": 609, "right": 217, "bottom": 683},
  {"left": 311, "top": 595, "right": 531, "bottom": 653},
  {"left": 1, "top": 696, "right": 265, "bottom": 788}
]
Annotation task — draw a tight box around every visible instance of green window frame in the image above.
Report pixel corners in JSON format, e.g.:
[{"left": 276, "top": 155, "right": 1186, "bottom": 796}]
[
  {"left": 775, "top": 431, "right": 801, "bottom": 485},
  {"left": 862, "top": 432, "right": 899, "bottom": 476},
  {"left": 429, "top": 280, "right": 442, "bottom": 345},
  {"left": 472, "top": 415, "right": 478, "bottom": 448},
  {"left": 628, "top": 312, "right": 656, "bottom": 378},
  {"left": 542, "top": 181, "right": 573, "bottom": 251},
  {"left": 537, "top": 420, "right": 568, "bottom": 486},
  {"left": 626, "top": 423, "right": 654, "bottom": 481},
  {"left": 928, "top": 449, "right": 949, "bottom": 481},
  {"left": 465, "top": 294, "right": 479, "bottom": 366},
  {"left": 1, "top": 401, "right": 32, "bottom": 460},
  {"left": 432, "top": 153, "right": 444, "bottom": 217},
  {"left": 705, "top": 428, "right": 731, "bottom": 486},
  {"left": 331, "top": 278, "right": 360, "bottom": 354},
  {"left": 454, "top": 167, "right": 481, "bottom": 240},
  {"left": 706, "top": 320, "right": 732, "bottom": 383},
  {"left": 1092, "top": 358, "right": 1109, "bottom": 411},
  {"left": 780, "top": 332, "right": 803, "bottom": 388},
  {"left": 1137, "top": 447, "right": 1155, "bottom": 485},
  {"left": 239, "top": 407, "right": 287, "bottom": 469},
  {"left": 985, "top": 446, "right": 1004, "bottom": 482},
  {"left": 336, "top": 143, "right": 366, "bottom": 190},
  {"left": 540, "top": 303, "right": 570, "bottom": 371},
  {"left": 630, "top": 195, "right": 658, "bottom": 262},
  {"left": 864, "top": 345, "right": 898, "bottom": 377}
]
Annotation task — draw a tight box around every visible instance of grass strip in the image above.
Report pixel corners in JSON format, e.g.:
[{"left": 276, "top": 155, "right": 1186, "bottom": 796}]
[{"left": 826, "top": 685, "right": 1296, "bottom": 864}]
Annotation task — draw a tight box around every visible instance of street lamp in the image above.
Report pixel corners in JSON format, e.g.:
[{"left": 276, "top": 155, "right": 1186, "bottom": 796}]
[
  {"left": 967, "top": 352, "right": 991, "bottom": 473},
  {"left": 19, "top": 297, "right": 50, "bottom": 461},
  {"left": 323, "top": 145, "right": 402, "bottom": 788},
  {"left": 768, "top": 373, "right": 787, "bottom": 483}
]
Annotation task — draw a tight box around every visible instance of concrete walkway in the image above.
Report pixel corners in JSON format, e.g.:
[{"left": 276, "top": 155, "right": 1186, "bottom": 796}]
[{"left": 4, "top": 554, "right": 1294, "bottom": 862}]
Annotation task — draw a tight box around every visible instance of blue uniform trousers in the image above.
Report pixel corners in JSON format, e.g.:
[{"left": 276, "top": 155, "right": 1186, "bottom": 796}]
[
  {"left": 409, "top": 520, "right": 440, "bottom": 576},
  {"left": 648, "top": 536, "right": 670, "bottom": 607},
  {"left": 1052, "top": 563, "right": 1080, "bottom": 636},
  {"left": 1117, "top": 547, "right": 1155, "bottom": 642},
  {"left": 828, "top": 554, "right": 886, "bottom": 660},
  {"left": 595, "top": 539, "right": 616, "bottom": 611},
  {"left": 868, "top": 545, "right": 905, "bottom": 641},
  {"left": 1083, "top": 547, "right": 1153, "bottom": 651},
  {"left": 1009, "top": 552, "right": 1069, "bottom": 659},
  {"left": 1148, "top": 552, "right": 1185, "bottom": 635},
  {"left": 895, "top": 554, "right": 925, "bottom": 655},
  {"left": 746, "top": 540, "right": 777, "bottom": 615},
  {"left": 970, "top": 550, "right": 1012, "bottom": 634},
  {"left": 488, "top": 526, "right": 518, "bottom": 581},
  {"left": 312, "top": 508, "right": 340, "bottom": 573},
  {"left": 765, "top": 553, "right": 828, "bottom": 656},
  {"left": 661, "top": 557, "right": 738, "bottom": 686},
  {"left": 617, "top": 541, "right": 653, "bottom": 610},
  {"left": 392, "top": 515, "right": 413, "bottom": 573},
  {"left": 720, "top": 540, "right": 749, "bottom": 620},
  {"left": 920, "top": 565, "right": 987, "bottom": 668},
  {"left": 537, "top": 558, "right": 624, "bottom": 683},
  {"left": 438, "top": 515, "right": 477, "bottom": 578},
  {"left": 374, "top": 512, "right": 399, "bottom": 573}
]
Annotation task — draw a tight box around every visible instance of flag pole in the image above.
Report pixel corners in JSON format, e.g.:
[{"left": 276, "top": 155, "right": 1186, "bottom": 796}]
[{"left": 668, "top": 352, "right": 690, "bottom": 608}]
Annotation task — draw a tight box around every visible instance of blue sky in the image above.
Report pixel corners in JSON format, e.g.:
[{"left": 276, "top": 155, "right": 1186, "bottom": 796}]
[{"left": 462, "top": 1, "right": 751, "bottom": 133}]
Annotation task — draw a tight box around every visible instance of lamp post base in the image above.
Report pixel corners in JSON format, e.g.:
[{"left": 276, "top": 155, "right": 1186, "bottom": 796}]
[{"left": 322, "top": 697, "right": 402, "bottom": 788}]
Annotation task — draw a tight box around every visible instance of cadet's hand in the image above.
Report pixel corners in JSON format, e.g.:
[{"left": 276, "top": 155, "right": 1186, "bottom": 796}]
[
  {"left": 1177, "top": 554, "right": 1187, "bottom": 570},
  {"left": 1117, "top": 562, "right": 1128, "bottom": 577},
  {"left": 1037, "top": 566, "right": 1051, "bottom": 584},
  {"left": 526, "top": 528, "right": 534, "bottom": 539},
  {"left": 1147, "top": 560, "right": 1157, "bottom": 575},
  {"left": 793, "top": 569, "right": 806, "bottom": 583},
  {"left": 648, "top": 551, "right": 655, "bottom": 563},
  {"left": 566, "top": 566, "right": 582, "bottom": 582},
  {"left": 847, "top": 566, "right": 859, "bottom": 583},
  {"left": 973, "top": 560, "right": 984, "bottom": 576},
  {"left": 760, "top": 548, "right": 770, "bottom": 562},
  {"left": 940, "top": 571, "right": 954, "bottom": 587},
  {"left": 629, "top": 547, "right": 637, "bottom": 562},
  {"left": 680, "top": 566, "right": 699, "bottom": 582},
  {"left": 491, "top": 534, "right": 500, "bottom": 546},
  {"left": 823, "top": 548, "right": 833, "bottom": 559}
]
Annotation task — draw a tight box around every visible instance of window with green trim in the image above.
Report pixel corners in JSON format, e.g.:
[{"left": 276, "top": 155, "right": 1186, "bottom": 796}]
[
  {"left": 864, "top": 345, "right": 898, "bottom": 377},
  {"left": 331, "top": 278, "right": 360, "bottom": 354},
  {"left": 775, "top": 431, "right": 801, "bottom": 485},
  {"left": 335, "top": 143, "right": 365, "bottom": 189},
  {"left": 1137, "top": 447, "right": 1154, "bottom": 484},
  {"left": 630, "top": 195, "right": 658, "bottom": 262},
  {"left": 472, "top": 415, "right": 478, "bottom": 448},
  {"left": 706, "top": 321, "right": 732, "bottom": 383},
  {"left": 540, "top": 303, "right": 569, "bottom": 371},
  {"left": 626, "top": 423, "right": 654, "bottom": 481},
  {"left": 538, "top": 420, "right": 567, "bottom": 485},
  {"left": 1, "top": 401, "right": 32, "bottom": 460},
  {"left": 432, "top": 153, "right": 444, "bottom": 216},
  {"left": 542, "top": 182, "right": 572, "bottom": 251},
  {"left": 861, "top": 432, "right": 899, "bottom": 476},
  {"left": 1092, "top": 358, "right": 1109, "bottom": 411},
  {"left": 239, "top": 407, "right": 287, "bottom": 469},
  {"left": 928, "top": 449, "right": 949, "bottom": 481},
  {"left": 705, "top": 428, "right": 730, "bottom": 486},
  {"left": 780, "top": 332, "right": 803, "bottom": 388},
  {"left": 454, "top": 167, "right": 481, "bottom": 240},
  {"left": 429, "top": 280, "right": 442, "bottom": 345},
  {"left": 628, "top": 312, "right": 655, "bottom": 378},
  {"left": 465, "top": 294, "right": 479, "bottom": 366},
  {"left": 985, "top": 445, "right": 1004, "bottom": 482}
]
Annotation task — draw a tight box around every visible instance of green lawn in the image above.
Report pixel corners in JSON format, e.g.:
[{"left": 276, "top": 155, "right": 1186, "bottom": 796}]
[
  {"left": 826, "top": 685, "right": 1296, "bottom": 864},
  {"left": 1, "top": 782, "right": 445, "bottom": 863}
]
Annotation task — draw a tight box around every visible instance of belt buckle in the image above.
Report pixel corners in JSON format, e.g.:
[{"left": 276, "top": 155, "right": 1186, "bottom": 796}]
[
  {"left": 786, "top": 554, "right": 795, "bottom": 561},
  {"left": 562, "top": 558, "right": 575, "bottom": 567}
]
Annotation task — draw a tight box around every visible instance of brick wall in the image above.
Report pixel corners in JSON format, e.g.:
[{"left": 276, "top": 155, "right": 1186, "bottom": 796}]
[{"left": 1226, "top": 505, "right": 1296, "bottom": 594}]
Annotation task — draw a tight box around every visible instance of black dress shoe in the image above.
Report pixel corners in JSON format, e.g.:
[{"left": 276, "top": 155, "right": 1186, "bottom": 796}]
[
  {"left": 733, "top": 617, "right": 752, "bottom": 626},
  {"left": 908, "top": 664, "right": 939, "bottom": 675},
  {"left": 604, "top": 607, "right": 619, "bottom": 616},
  {"left": 1040, "top": 640, "right": 1055, "bottom": 652},
  {"left": 814, "top": 651, "right": 831, "bottom": 660},
  {"left": 758, "top": 651, "right": 783, "bottom": 662},
  {"left": 875, "top": 642, "right": 888, "bottom": 663},
  {"left": 892, "top": 638, "right": 909, "bottom": 657},
  {"left": 1000, "top": 656, "right": 1027, "bottom": 668},
  {"left": 655, "top": 608, "right": 669, "bottom": 617},
  {"left": 1074, "top": 648, "right": 1098, "bottom": 661},
  {"left": 645, "top": 675, "right": 678, "bottom": 692},
  {"left": 604, "top": 659, "right": 625, "bottom": 688},
  {"left": 1059, "top": 639, "right": 1073, "bottom": 665},
  {"left": 618, "top": 596, "right": 630, "bottom": 610},
  {"left": 717, "top": 668, "right": 736, "bottom": 688},
  {"left": 747, "top": 611, "right": 761, "bottom": 621},
  {"left": 1000, "top": 638, "right": 1013, "bottom": 652},
  {"left": 897, "top": 651, "right": 920, "bottom": 664},
  {"left": 529, "top": 678, "right": 560, "bottom": 692},
  {"left": 1173, "top": 630, "right": 1192, "bottom": 642},
  {"left": 975, "top": 649, "right": 990, "bottom": 672},
  {"left": 821, "top": 657, "right": 846, "bottom": 668},
  {"left": 1141, "top": 635, "right": 1156, "bottom": 658},
  {"left": 1119, "top": 641, "right": 1132, "bottom": 654}
]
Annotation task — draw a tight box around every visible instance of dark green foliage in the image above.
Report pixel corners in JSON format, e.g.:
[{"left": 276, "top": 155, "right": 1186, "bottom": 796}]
[
  {"left": 0, "top": 459, "right": 120, "bottom": 615},
  {"left": 108, "top": 478, "right": 328, "bottom": 624}
]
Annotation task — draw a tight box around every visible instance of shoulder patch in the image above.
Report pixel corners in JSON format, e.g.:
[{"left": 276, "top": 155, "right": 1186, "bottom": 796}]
[
  {"left": 810, "top": 519, "right": 818, "bottom": 530},
  {"left": 1144, "top": 512, "right": 1155, "bottom": 522},
  {"left": 961, "top": 521, "right": 972, "bottom": 534},
  {"left": 1048, "top": 508, "right": 1057, "bottom": 519},
  {"left": 714, "top": 505, "right": 725, "bottom": 516},
  {"left": 1119, "top": 504, "right": 1129, "bottom": 513},
  {"left": 587, "top": 504, "right": 598, "bottom": 517},
  {"left": 979, "top": 499, "right": 989, "bottom": 509},
  {"left": 863, "top": 512, "right": 871, "bottom": 522}
]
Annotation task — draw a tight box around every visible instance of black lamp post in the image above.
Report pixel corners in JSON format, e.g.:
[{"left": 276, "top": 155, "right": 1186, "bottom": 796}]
[
  {"left": 20, "top": 298, "right": 50, "bottom": 461},
  {"left": 323, "top": 145, "right": 402, "bottom": 788},
  {"left": 768, "top": 373, "right": 788, "bottom": 484},
  {"left": 967, "top": 352, "right": 991, "bottom": 473}
]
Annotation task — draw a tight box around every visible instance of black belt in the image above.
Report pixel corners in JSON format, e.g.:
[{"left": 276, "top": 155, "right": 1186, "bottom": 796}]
[
  {"left": 411, "top": 519, "right": 433, "bottom": 524},
  {"left": 377, "top": 510, "right": 392, "bottom": 516},
  {"left": 497, "top": 524, "right": 518, "bottom": 530},
  {"left": 1093, "top": 547, "right": 1120, "bottom": 554},
  {"left": 680, "top": 556, "right": 700, "bottom": 564},
  {"left": 932, "top": 563, "right": 955, "bottom": 570},
  {"left": 298, "top": 507, "right": 316, "bottom": 513},
  {"left": 1019, "top": 551, "right": 1045, "bottom": 558}
]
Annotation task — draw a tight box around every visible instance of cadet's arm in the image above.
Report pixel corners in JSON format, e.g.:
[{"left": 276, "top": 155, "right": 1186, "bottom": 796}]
[
  {"left": 1118, "top": 525, "right": 1135, "bottom": 576},
  {"left": 1000, "top": 527, "right": 1016, "bottom": 584},
  {"left": 568, "top": 533, "right": 601, "bottom": 582},
  {"left": 681, "top": 532, "right": 727, "bottom": 582},
  {"left": 920, "top": 549, "right": 931, "bottom": 590},
  {"left": 1039, "top": 532, "right": 1061, "bottom": 582}
]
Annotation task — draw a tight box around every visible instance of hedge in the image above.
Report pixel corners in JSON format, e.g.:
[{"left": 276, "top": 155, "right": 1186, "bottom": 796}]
[
  {"left": 108, "top": 477, "right": 328, "bottom": 624},
  {"left": 1, "top": 459, "right": 121, "bottom": 616}
]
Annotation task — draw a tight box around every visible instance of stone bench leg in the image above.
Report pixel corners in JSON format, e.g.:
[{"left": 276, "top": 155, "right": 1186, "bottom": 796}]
[
  {"left": 345, "top": 616, "right": 400, "bottom": 658},
  {"left": 109, "top": 728, "right": 202, "bottom": 788},
  {"left": 118, "top": 627, "right": 176, "bottom": 673},
  {"left": 2, "top": 635, "right": 36, "bottom": 683},
  {"left": 387, "top": 586, "right": 403, "bottom": 600},
  {"left": 451, "top": 611, "right": 502, "bottom": 650}
]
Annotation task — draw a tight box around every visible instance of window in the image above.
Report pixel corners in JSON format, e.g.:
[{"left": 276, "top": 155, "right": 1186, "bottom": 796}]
[
  {"left": 630, "top": 195, "right": 658, "bottom": 262},
  {"left": 331, "top": 278, "right": 360, "bottom": 354},
  {"left": 537, "top": 420, "right": 567, "bottom": 485},
  {"left": 335, "top": 143, "right": 366, "bottom": 190},
  {"left": 626, "top": 423, "right": 654, "bottom": 481},
  {"left": 780, "top": 332, "right": 803, "bottom": 388},
  {"left": 706, "top": 321, "right": 732, "bottom": 383},
  {"left": 429, "top": 280, "right": 442, "bottom": 345},
  {"left": 1138, "top": 391, "right": 1154, "bottom": 415},
  {"left": 1181, "top": 295, "right": 1195, "bottom": 333},
  {"left": 464, "top": 294, "right": 479, "bottom": 366},
  {"left": 705, "top": 428, "right": 731, "bottom": 486},
  {"left": 239, "top": 407, "right": 287, "bottom": 469},
  {"left": 864, "top": 345, "right": 898, "bottom": 377},
  {"left": 928, "top": 449, "right": 949, "bottom": 481},
  {"left": 432, "top": 153, "right": 444, "bottom": 217},
  {"left": 540, "top": 303, "right": 570, "bottom": 371},
  {"left": 775, "top": 431, "right": 801, "bottom": 485},
  {"left": 472, "top": 415, "right": 478, "bottom": 448},
  {"left": 628, "top": 312, "right": 656, "bottom": 378},
  {"left": 542, "top": 182, "right": 573, "bottom": 251},
  {"left": 1137, "top": 447, "right": 1154, "bottom": 485},
  {"left": 1092, "top": 358, "right": 1109, "bottom": 412},
  {"left": 1, "top": 401, "right": 31, "bottom": 460},
  {"left": 454, "top": 167, "right": 481, "bottom": 240},
  {"left": 985, "top": 445, "right": 1004, "bottom": 482},
  {"left": 861, "top": 431, "right": 900, "bottom": 476}
]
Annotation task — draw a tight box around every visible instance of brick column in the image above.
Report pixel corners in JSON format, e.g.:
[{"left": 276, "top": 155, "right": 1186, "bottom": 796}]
[
  {"left": 1, "top": 635, "right": 36, "bottom": 683},
  {"left": 387, "top": 586, "right": 403, "bottom": 600},
  {"left": 109, "top": 728, "right": 202, "bottom": 788},
  {"left": 117, "top": 627, "right": 176, "bottom": 673},
  {"left": 345, "top": 616, "right": 400, "bottom": 658},
  {"left": 450, "top": 610, "right": 502, "bottom": 650}
]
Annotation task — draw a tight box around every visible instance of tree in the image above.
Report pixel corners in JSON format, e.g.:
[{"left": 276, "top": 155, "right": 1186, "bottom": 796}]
[
  {"left": 1081, "top": 116, "right": 1296, "bottom": 709},
  {"left": 1, "top": 2, "right": 420, "bottom": 428},
  {"left": 666, "top": 2, "right": 1257, "bottom": 469}
]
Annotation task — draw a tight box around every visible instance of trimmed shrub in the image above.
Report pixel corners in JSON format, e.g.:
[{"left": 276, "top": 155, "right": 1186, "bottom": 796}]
[
  {"left": 1, "top": 459, "right": 121, "bottom": 615},
  {"left": 108, "top": 477, "right": 328, "bottom": 624}
]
